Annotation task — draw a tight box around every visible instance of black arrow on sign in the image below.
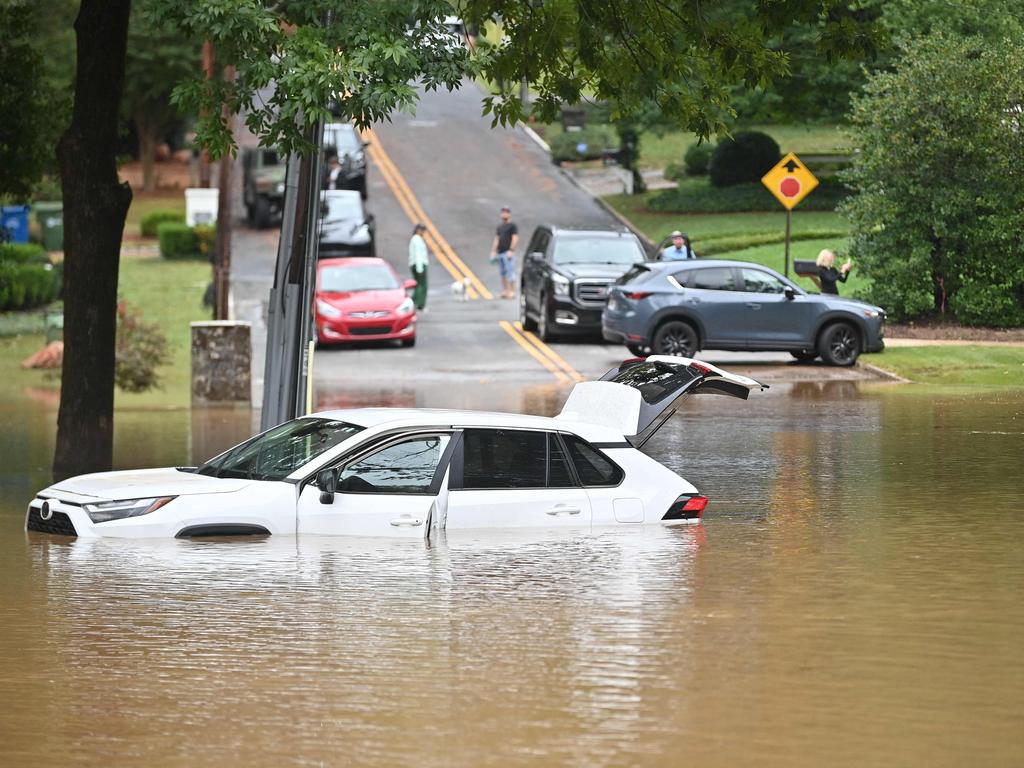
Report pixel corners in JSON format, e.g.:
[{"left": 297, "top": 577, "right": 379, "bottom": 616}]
[{"left": 784, "top": 159, "right": 800, "bottom": 172}]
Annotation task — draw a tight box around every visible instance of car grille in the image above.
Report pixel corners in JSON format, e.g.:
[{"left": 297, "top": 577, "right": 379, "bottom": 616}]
[
  {"left": 26, "top": 507, "right": 77, "bottom": 536},
  {"left": 574, "top": 280, "right": 614, "bottom": 307},
  {"left": 349, "top": 325, "right": 393, "bottom": 336},
  {"left": 348, "top": 310, "right": 389, "bottom": 318}
]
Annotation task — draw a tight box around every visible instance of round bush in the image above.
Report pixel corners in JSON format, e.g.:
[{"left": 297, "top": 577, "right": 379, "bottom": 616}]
[
  {"left": 684, "top": 142, "right": 714, "bottom": 176},
  {"left": 708, "top": 131, "right": 781, "bottom": 187},
  {"left": 157, "top": 222, "right": 199, "bottom": 260},
  {"left": 141, "top": 209, "right": 185, "bottom": 238}
]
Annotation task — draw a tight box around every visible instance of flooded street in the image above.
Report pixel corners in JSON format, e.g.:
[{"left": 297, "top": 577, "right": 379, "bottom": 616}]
[{"left": 2, "top": 383, "right": 1022, "bottom": 766}]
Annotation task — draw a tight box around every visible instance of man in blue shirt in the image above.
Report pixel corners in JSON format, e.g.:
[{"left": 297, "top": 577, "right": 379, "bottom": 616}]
[{"left": 662, "top": 230, "right": 696, "bottom": 260}]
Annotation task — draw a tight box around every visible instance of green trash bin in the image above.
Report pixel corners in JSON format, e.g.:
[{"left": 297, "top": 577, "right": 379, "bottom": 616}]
[{"left": 34, "top": 201, "right": 64, "bottom": 252}]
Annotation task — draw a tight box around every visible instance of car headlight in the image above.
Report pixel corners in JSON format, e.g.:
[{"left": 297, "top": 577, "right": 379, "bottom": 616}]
[
  {"left": 275, "top": 182, "right": 285, "bottom": 194},
  {"left": 551, "top": 273, "right": 570, "bottom": 297},
  {"left": 317, "top": 299, "right": 343, "bottom": 318},
  {"left": 863, "top": 309, "right": 883, "bottom": 318},
  {"left": 84, "top": 497, "right": 175, "bottom": 524},
  {"left": 396, "top": 297, "right": 415, "bottom": 314}
]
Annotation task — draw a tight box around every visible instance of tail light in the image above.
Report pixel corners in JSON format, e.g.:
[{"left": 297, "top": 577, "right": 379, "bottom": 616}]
[
  {"left": 623, "top": 291, "right": 653, "bottom": 300},
  {"left": 662, "top": 494, "right": 708, "bottom": 521}
]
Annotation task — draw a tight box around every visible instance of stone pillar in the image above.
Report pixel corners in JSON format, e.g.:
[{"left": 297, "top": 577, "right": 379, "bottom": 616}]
[{"left": 191, "top": 321, "right": 252, "bottom": 405}]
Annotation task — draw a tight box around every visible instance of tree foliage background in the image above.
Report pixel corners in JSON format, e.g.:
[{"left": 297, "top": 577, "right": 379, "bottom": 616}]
[{"left": 842, "top": 34, "right": 1024, "bottom": 325}]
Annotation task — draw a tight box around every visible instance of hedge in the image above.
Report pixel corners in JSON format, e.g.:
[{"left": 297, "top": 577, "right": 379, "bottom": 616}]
[
  {"left": 141, "top": 209, "right": 185, "bottom": 238},
  {"left": 549, "top": 125, "right": 618, "bottom": 162},
  {"left": 648, "top": 176, "right": 851, "bottom": 214},
  {"left": 709, "top": 131, "right": 781, "bottom": 187},
  {"left": 157, "top": 222, "right": 201, "bottom": 259},
  {"left": 0, "top": 260, "right": 61, "bottom": 311},
  {"left": 0, "top": 242, "right": 48, "bottom": 264},
  {"left": 698, "top": 229, "right": 850, "bottom": 256}
]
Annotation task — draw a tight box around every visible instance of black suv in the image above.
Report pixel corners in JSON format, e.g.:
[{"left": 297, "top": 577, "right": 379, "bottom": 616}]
[{"left": 519, "top": 226, "right": 647, "bottom": 341}]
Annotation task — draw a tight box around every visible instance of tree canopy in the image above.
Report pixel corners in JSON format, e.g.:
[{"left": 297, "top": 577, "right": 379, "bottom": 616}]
[{"left": 842, "top": 34, "right": 1024, "bottom": 325}]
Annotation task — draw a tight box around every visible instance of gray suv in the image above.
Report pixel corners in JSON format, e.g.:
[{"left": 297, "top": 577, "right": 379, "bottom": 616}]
[{"left": 602, "top": 259, "right": 885, "bottom": 366}]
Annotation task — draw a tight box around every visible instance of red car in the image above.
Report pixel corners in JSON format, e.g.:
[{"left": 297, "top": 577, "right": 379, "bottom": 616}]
[{"left": 315, "top": 257, "right": 417, "bottom": 347}]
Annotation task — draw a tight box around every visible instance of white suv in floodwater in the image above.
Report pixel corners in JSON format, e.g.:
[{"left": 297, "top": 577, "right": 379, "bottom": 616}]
[{"left": 27, "top": 357, "right": 765, "bottom": 540}]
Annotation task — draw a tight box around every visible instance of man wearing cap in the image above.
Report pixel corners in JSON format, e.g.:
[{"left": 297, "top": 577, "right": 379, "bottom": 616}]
[
  {"left": 490, "top": 206, "right": 519, "bottom": 299},
  {"left": 662, "top": 231, "right": 696, "bottom": 260}
]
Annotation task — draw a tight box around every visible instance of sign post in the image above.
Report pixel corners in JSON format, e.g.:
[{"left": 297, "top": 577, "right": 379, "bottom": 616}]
[{"left": 761, "top": 152, "right": 818, "bottom": 277}]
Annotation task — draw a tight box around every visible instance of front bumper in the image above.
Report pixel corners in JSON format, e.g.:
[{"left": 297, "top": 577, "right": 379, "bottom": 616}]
[
  {"left": 317, "top": 312, "right": 416, "bottom": 343},
  {"left": 546, "top": 297, "right": 605, "bottom": 333},
  {"left": 25, "top": 496, "right": 182, "bottom": 538}
]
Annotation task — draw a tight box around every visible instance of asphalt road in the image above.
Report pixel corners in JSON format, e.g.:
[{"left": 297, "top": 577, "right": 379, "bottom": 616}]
[{"left": 231, "top": 83, "right": 879, "bottom": 415}]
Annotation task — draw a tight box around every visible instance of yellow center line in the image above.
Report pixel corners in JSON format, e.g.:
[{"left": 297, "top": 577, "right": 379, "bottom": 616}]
[
  {"left": 363, "top": 141, "right": 476, "bottom": 297},
  {"left": 364, "top": 128, "right": 493, "bottom": 300},
  {"left": 499, "top": 321, "right": 572, "bottom": 384},
  {"left": 513, "top": 322, "right": 586, "bottom": 382}
]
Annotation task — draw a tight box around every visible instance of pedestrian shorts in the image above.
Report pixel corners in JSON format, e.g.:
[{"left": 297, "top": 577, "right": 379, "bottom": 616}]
[{"left": 498, "top": 251, "right": 515, "bottom": 279}]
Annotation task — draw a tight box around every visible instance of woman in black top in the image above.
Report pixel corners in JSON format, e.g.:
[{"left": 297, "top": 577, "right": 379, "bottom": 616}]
[{"left": 815, "top": 249, "right": 852, "bottom": 295}]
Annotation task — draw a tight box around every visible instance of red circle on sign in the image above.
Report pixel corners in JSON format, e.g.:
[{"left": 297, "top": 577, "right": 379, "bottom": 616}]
[{"left": 780, "top": 177, "right": 801, "bottom": 198}]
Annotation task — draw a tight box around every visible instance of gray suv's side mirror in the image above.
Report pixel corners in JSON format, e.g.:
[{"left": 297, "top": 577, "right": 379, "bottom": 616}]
[
  {"left": 784, "top": 286, "right": 796, "bottom": 301},
  {"left": 317, "top": 467, "right": 339, "bottom": 504}
]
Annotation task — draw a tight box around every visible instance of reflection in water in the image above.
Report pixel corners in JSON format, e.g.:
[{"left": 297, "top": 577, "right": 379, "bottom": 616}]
[{"left": 1, "top": 385, "right": 1023, "bottom": 766}]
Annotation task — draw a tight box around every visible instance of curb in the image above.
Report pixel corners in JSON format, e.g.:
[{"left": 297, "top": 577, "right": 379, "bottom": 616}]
[{"left": 859, "top": 361, "right": 911, "bottom": 383}]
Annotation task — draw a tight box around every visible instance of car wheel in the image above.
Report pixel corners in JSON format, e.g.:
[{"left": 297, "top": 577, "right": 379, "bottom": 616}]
[
  {"left": 817, "top": 322, "right": 860, "bottom": 366},
  {"left": 519, "top": 287, "right": 537, "bottom": 332},
  {"left": 401, "top": 336, "right": 416, "bottom": 348},
  {"left": 253, "top": 195, "right": 271, "bottom": 229},
  {"left": 627, "top": 343, "right": 649, "bottom": 357},
  {"left": 245, "top": 203, "right": 256, "bottom": 228},
  {"left": 790, "top": 350, "right": 818, "bottom": 363},
  {"left": 652, "top": 320, "right": 697, "bottom": 357},
  {"left": 537, "top": 294, "right": 557, "bottom": 342}
]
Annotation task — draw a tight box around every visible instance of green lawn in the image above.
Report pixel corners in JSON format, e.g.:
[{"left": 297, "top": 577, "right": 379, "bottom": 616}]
[
  {"left": 864, "top": 346, "right": 1024, "bottom": 388},
  {"left": 124, "top": 193, "right": 186, "bottom": 238},
  {"left": 542, "top": 123, "right": 851, "bottom": 170}
]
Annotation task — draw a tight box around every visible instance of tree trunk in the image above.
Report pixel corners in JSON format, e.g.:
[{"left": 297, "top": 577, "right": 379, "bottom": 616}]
[
  {"left": 137, "top": 112, "right": 158, "bottom": 193},
  {"left": 53, "top": 0, "right": 133, "bottom": 482}
]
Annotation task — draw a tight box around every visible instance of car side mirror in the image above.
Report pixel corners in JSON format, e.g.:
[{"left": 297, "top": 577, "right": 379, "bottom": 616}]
[
  {"left": 784, "top": 286, "right": 796, "bottom": 301},
  {"left": 317, "top": 467, "right": 338, "bottom": 504},
  {"left": 528, "top": 251, "right": 544, "bottom": 262},
  {"left": 404, "top": 278, "right": 418, "bottom": 291}
]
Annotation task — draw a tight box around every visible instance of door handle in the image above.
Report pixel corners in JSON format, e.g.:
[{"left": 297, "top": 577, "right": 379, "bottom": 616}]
[
  {"left": 389, "top": 516, "right": 424, "bottom": 527},
  {"left": 745, "top": 303, "right": 762, "bottom": 309},
  {"left": 545, "top": 505, "right": 581, "bottom": 516},
  {"left": 686, "top": 298, "right": 700, "bottom": 304}
]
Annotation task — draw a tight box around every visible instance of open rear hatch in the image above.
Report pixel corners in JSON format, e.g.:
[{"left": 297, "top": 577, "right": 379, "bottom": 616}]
[{"left": 556, "top": 355, "right": 767, "bottom": 447}]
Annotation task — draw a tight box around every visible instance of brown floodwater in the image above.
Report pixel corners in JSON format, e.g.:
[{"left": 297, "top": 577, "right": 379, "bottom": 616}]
[{"left": 1, "top": 382, "right": 1022, "bottom": 766}]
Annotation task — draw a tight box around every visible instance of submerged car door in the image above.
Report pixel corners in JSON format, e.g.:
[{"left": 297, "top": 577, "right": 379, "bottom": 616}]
[
  {"left": 556, "top": 356, "right": 766, "bottom": 448},
  {"left": 444, "top": 429, "right": 592, "bottom": 530},
  {"left": 296, "top": 432, "right": 456, "bottom": 537}
]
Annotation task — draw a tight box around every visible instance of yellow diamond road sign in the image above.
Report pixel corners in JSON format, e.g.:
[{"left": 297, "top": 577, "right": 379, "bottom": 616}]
[{"left": 761, "top": 152, "right": 818, "bottom": 210}]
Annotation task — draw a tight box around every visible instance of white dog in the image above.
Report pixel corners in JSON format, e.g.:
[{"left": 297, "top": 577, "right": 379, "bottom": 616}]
[{"left": 450, "top": 276, "right": 471, "bottom": 301}]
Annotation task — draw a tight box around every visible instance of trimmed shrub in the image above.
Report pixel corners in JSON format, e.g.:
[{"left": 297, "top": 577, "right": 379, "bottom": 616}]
[
  {"left": 648, "top": 176, "right": 851, "bottom": 214},
  {"left": 684, "top": 142, "right": 714, "bottom": 176},
  {"left": 549, "top": 125, "right": 618, "bottom": 162},
  {"left": 157, "top": 221, "right": 199, "bottom": 259},
  {"left": 708, "top": 131, "right": 781, "bottom": 187},
  {"left": 115, "top": 301, "right": 170, "bottom": 393},
  {"left": 698, "top": 229, "right": 850, "bottom": 256},
  {"left": 141, "top": 209, "right": 185, "bottom": 238},
  {"left": 0, "top": 260, "right": 60, "bottom": 310},
  {"left": 0, "top": 242, "right": 48, "bottom": 264},
  {"left": 194, "top": 223, "right": 216, "bottom": 260}
]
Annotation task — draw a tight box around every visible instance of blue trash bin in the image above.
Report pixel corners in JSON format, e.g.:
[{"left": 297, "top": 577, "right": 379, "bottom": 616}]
[{"left": 2, "top": 205, "right": 31, "bottom": 244}]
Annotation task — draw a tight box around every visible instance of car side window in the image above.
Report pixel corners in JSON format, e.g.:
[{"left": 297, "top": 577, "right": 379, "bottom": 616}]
[
  {"left": 562, "top": 435, "right": 624, "bottom": 487},
  {"left": 692, "top": 267, "right": 737, "bottom": 291},
  {"left": 741, "top": 268, "right": 786, "bottom": 294},
  {"left": 669, "top": 269, "right": 692, "bottom": 288},
  {"left": 338, "top": 434, "right": 450, "bottom": 494},
  {"left": 533, "top": 232, "right": 550, "bottom": 258},
  {"left": 461, "top": 429, "right": 576, "bottom": 489}
]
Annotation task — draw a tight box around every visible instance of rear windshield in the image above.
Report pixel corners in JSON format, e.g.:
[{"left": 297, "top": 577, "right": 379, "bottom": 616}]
[
  {"left": 320, "top": 264, "right": 399, "bottom": 292},
  {"left": 553, "top": 236, "right": 645, "bottom": 266},
  {"left": 608, "top": 361, "right": 700, "bottom": 404},
  {"left": 322, "top": 193, "right": 363, "bottom": 222},
  {"left": 616, "top": 264, "right": 653, "bottom": 285},
  {"left": 198, "top": 418, "right": 363, "bottom": 481}
]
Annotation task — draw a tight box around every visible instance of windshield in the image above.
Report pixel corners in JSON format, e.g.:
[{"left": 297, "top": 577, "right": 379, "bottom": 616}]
[
  {"left": 553, "top": 236, "right": 645, "bottom": 266},
  {"left": 197, "top": 418, "right": 364, "bottom": 481},
  {"left": 322, "top": 193, "right": 363, "bottom": 222},
  {"left": 320, "top": 264, "right": 399, "bottom": 292},
  {"left": 325, "top": 125, "right": 362, "bottom": 155}
]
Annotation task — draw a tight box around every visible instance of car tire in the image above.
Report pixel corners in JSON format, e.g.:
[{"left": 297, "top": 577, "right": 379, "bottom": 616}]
[
  {"left": 537, "top": 293, "right": 557, "bottom": 342},
  {"left": 401, "top": 336, "right": 416, "bottom": 348},
  {"left": 519, "top": 287, "right": 537, "bottom": 332},
  {"left": 253, "top": 195, "right": 271, "bottom": 229},
  {"left": 652, "top": 320, "right": 698, "bottom": 357},
  {"left": 817, "top": 322, "right": 860, "bottom": 366},
  {"left": 627, "top": 343, "right": 649, "bottom": 357},
  {"left": 790, "top": 350, "right": 818, "bottom": 363},
  {"left": 358, "top": 177, "right": 367, "bottom": 200},
  {"left": 245, "top": 202, "right": 256, "bottom": 228}
]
